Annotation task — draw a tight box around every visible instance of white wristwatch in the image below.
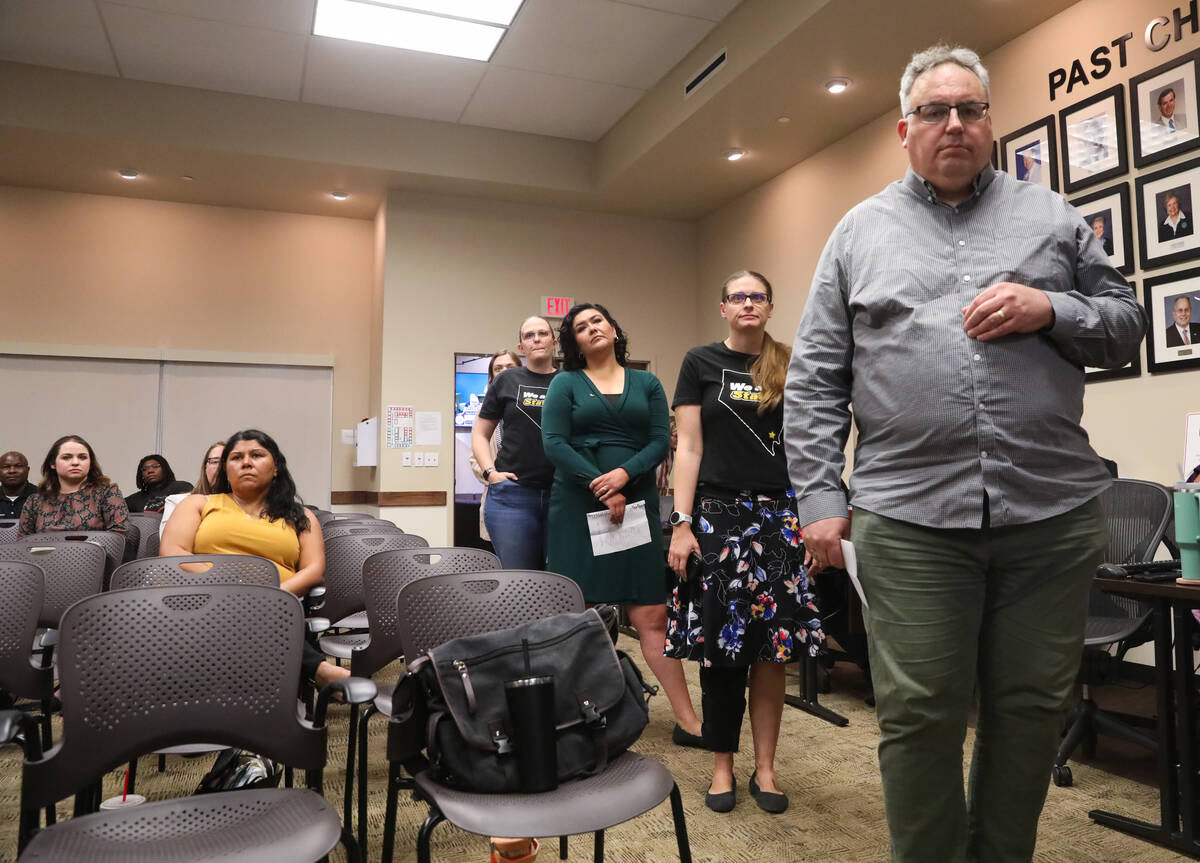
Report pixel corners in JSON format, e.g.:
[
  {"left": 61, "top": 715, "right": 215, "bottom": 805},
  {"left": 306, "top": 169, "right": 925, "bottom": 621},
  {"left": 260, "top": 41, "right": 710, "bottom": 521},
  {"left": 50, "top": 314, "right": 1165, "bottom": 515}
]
[{"left": 668, "top": 511, "right": 693, "bottom": 526}]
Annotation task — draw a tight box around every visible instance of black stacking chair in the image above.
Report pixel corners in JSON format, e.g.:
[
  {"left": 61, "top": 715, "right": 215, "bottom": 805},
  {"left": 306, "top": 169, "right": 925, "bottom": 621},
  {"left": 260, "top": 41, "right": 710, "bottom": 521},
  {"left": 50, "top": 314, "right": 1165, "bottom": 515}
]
[
  {"left": 2, "top": 583, "right": 376, "bottom": 862},
  {"left": 348, "top": 547, "right": 500, "bottom": 857},
  {"left": 384, "top": 570, "right": 692, "bottom": 863},
  {"left": 0, "top": 561, "right": 55, "bottom": 747},
  {"left": 0, "top": 541, "right": 107, "bottom": 631},
  {"left": 317, "top": 532, "right": 429, "bottom": 640},
  {"left": 322, "top": 520, "right": 405, "bottom": 543},
  {"left": 0, "top": 520, "right": 20, "bottom": 544},
  {"left": 20, "top": 531, "right": 126, "bottom": 587},
  {"left": 125, "top": 512, "right": 163, "bottom": 559},
  {"left": 1052, "top": 478, "right": 1175, "bottom": 788},
  {"left": 316, "top": 511, "right": 377, "bottom": 526}
]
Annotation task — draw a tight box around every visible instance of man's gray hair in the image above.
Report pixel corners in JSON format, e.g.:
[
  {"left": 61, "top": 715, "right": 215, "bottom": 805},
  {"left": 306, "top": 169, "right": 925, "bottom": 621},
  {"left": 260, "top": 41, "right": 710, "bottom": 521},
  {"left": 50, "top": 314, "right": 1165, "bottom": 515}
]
[{"left": 899, "top": 44, "right": 990, "bottom": 116}]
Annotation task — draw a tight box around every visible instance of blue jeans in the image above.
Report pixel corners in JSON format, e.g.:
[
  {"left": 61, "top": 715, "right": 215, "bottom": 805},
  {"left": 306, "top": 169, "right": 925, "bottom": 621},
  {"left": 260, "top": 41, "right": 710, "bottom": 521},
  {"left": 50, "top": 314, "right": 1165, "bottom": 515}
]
[{"left": 483, "top": 480, "right": 551, "bottom": 570}]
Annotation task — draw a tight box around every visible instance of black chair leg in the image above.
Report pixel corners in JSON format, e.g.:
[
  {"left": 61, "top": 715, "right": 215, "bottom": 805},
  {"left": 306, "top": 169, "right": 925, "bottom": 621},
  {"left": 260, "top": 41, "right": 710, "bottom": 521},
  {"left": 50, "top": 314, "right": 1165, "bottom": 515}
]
[
  {"left": 157, "top": 753, "right": 166, "bottom": 772},
  {"left": 127, "top": 757, "right": 138, "bottom": 794},
  {"left": 669, "top": 783, "right": 692, "bottom": 863},
  {"left": 357, "top": 704, "right": 377, "bottom": 859},
  {"left": 382, "top": 765, "right": 401, "bottom": 863},
  {"left": 559, "top": 835, "right": 568, "bottom": 859},
  {"left": 344, "top": 702, "right": 359, "bottom": 830},
  {"left": 593, "top": 829, "right": 604, "bottom": 863},
  {"left": 416, "top": 809, "right": 445, "bottom": 863},
  {"left": 285, "top": 765, "right": 294, "bottom": 788}
]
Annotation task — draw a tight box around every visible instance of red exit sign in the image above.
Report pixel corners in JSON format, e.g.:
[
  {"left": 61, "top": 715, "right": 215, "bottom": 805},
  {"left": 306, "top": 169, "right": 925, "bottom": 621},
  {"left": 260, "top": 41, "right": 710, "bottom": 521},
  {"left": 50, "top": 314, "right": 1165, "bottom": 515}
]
[{"left": 541, "top": 296, "right": 573, "bottom": 317}]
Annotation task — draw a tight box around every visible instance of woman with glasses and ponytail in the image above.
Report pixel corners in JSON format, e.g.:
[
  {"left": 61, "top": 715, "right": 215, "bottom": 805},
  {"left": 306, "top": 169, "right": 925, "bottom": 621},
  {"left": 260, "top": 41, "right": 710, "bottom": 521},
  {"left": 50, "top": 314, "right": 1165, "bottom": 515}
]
[{"left": 665, "top": 270, "right": 824, "bottom": 815}]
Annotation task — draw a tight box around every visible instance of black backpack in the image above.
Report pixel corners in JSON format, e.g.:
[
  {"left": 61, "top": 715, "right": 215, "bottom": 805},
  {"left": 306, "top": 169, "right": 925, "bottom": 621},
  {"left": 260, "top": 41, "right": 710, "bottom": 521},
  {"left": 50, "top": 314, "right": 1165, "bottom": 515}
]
[{"left": 391, "top": 608, "right": 654, "bottom": 792}]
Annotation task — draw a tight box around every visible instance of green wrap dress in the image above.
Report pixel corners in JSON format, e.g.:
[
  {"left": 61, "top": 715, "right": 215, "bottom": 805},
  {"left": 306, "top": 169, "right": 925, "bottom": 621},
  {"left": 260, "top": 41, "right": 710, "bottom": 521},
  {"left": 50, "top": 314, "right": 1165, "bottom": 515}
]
[{"left": 541, "top": 368, "right": 670, "bottom": 605}]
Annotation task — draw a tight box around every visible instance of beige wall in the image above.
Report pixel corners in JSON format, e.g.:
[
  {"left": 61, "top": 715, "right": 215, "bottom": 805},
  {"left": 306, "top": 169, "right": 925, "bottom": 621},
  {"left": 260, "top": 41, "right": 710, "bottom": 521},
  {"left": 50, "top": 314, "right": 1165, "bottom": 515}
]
[
  {"left": 378, "top": 189, "right": 699, "bottom": 543},
  {"left": 0, "top": 184, "right": 373, "bottom": 495},
  {"left": 700, "top": 0, "right": 1200, "bottom": 487}
]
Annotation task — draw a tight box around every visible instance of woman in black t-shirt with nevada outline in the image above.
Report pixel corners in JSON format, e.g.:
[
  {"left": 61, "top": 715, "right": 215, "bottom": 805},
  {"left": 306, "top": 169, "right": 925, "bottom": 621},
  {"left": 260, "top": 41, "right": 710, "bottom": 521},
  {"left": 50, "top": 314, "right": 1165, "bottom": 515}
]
[{"left": 665, "top": 270, "right": 824, "bottom": 815}]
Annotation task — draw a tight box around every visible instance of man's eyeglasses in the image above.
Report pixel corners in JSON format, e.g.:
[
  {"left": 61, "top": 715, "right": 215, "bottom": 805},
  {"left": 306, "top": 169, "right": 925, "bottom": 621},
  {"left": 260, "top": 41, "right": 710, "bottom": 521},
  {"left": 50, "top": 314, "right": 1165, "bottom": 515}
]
[
  {"left": 722, "top": 292, "right": 770, "bottom": 305},
  {"left": 905, "top": 101, "right": 990, "bottom": 125}
]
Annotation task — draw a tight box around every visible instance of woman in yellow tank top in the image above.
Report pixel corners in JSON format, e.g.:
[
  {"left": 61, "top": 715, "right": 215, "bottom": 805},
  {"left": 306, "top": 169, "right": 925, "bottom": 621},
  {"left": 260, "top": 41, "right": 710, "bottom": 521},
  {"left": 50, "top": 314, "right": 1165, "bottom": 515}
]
[{"left": 161, "top": 429, "right": 346, "bottom": 687}]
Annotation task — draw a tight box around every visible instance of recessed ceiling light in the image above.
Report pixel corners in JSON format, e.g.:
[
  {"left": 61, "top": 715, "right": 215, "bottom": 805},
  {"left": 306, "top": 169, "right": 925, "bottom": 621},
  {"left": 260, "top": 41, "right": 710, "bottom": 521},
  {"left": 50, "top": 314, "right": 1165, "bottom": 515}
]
[
  {"left": 370, "top": 0, "right": 523, "bottom": 26},
  {"left": 723, "top": 148, "right": 746, "bottom": 162},
  {"left": 331, "top": 190, "right": 350, "bottom": 201},
  {"left": 825, "top": 78, "right": 851, "bottom": 94},
  {"left": 313, "top": 0, "right": 510, "bottom": 61},
  {"left": 118, "top": 168, "right": 139, "bottom": 180},
  {"left": 777, "top": 115, "right": 791, "bottom": 124}
]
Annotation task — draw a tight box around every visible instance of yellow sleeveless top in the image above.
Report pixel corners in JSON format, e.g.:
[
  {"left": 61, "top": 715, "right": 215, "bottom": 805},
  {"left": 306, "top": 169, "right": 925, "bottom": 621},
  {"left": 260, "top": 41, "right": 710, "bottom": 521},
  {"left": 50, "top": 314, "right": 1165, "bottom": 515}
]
[{"left": 193, "top": 494, "right": 300, "bottom": 583}]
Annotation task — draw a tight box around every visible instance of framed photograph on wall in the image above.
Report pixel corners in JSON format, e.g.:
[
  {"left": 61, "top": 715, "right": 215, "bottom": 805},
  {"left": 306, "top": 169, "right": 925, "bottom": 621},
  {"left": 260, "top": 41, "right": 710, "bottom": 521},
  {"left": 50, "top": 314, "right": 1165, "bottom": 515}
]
[
  {"left": 1145, "top": 268, "right": 1200, "bottom": 373},
  {"left": 1071, "top": 182, "right": 1134, "bottom": 275},
  {"left": 1059, "top": 84, "right": 1127, "bottom": 194},
  {"left": 1135, "top": 155, "right": 1200, "bottom": 269},
  {"left": 1000, "top": 116, "right": 1058, "bottom": 192},
  {"left": 1131, "top": 48, "right": 1200, "bottom": 168}
]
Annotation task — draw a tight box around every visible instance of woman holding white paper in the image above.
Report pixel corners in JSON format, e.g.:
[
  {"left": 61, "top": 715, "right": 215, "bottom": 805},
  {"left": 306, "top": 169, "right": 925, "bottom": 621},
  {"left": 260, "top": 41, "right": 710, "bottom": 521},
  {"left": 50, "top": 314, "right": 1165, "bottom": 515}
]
[
  {"left": 664, "top": 270, "right": 824, "bottom": 814},
  {"left": 542, "top": 302, "right": 702, "bottom": 744}
]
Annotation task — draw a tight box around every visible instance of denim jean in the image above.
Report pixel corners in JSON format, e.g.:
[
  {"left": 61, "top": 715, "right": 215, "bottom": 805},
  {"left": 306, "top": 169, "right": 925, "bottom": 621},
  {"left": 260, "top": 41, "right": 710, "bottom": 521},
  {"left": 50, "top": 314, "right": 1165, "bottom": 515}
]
[{"left": 482, "top": 480, "right": 551, "bottom": 570}]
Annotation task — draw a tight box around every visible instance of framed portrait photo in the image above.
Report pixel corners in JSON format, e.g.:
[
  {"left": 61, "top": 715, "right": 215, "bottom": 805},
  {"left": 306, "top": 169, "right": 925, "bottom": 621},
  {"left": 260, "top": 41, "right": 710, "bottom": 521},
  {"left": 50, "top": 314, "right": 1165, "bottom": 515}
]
[
  {"left": 1059, "top": 84, "right": 1128, "bottom": 194},
  {"left": 1000, "top": 116, "right": 1059, "bottom": 192},
  {"left": 1144, "top": 268, "right": 1200, "bottom": 373},
  {"left": 1131, "top": 48, "right": 1200, "bottom": 168},
  {"left": 1135, "top": 155, "right": 1200, "bottom": 269},
  {"left": 1070, "top": 182, "right": 1134, "bottom": 275}
]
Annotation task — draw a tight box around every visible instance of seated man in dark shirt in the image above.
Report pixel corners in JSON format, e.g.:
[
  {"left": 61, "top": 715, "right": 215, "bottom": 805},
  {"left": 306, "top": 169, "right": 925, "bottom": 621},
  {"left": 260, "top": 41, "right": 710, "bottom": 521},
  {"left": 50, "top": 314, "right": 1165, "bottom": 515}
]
[{"left": 0, "top": 451, "right": 36, "bottom": 519}]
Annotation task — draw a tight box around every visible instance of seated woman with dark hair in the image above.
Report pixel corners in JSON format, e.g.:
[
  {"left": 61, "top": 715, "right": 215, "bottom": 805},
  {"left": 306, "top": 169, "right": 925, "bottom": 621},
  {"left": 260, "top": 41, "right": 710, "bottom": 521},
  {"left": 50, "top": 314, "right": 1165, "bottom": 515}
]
[
  {"left": 19, "top": 434, "right": 128, "bottom": 536},
  {"left": 125, "top": 453, "right": 193, "bottom": 513},
  {"left": 160, "top": 429, "right": 347, "bottom": 687}
]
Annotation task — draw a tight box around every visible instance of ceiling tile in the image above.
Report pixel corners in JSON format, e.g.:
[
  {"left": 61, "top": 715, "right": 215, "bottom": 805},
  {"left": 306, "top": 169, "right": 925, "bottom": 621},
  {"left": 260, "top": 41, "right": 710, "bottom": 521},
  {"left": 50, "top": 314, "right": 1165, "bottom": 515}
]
[
  {"left": 0, "top": 0, "right": 118, "bottom": 76},
  {"left": 617, "top": 0, "right": 741, "bottom": 22},
  {"left": 100, "top": 2, "right": 308, "bottom": 100},
  {"left": 303, "top": 37, "right": 485, "bottom": 122},
  {"left": 495, "top": 0, "right": 715, "bottom": 89},
  {"left": 461, "top": 65, "right": 642, "bottom": 141},
  {"left": 97, "top": 0, "right": 316, "bottom": 34}
]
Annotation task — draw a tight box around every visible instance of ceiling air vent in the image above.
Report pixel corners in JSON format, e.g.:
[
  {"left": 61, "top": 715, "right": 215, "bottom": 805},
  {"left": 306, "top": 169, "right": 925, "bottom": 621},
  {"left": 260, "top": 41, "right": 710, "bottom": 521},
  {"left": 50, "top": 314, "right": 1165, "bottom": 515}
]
[{"left": 684, "top": 48, "right": 726, "bottom": 99}]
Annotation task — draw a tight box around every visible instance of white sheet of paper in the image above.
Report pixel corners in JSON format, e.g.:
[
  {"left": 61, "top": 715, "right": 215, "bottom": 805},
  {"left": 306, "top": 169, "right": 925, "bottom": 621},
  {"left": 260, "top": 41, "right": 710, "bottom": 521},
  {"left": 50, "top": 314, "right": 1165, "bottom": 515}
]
[
  {"left": 588, "top": 500, "right": 652, "bottom": 556},
  {"left": 414, "top": 411, "right": 442, "bottom": 446},
  {"left": 840, "top": 539, "right": 868, "bottom": 610}
]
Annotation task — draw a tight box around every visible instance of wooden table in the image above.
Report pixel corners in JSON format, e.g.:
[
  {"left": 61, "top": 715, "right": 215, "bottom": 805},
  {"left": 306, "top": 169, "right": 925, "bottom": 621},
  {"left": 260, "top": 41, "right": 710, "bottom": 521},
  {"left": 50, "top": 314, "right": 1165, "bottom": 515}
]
[{"left": 1090, "top": 575, "right": 1200, "bottom": 858}]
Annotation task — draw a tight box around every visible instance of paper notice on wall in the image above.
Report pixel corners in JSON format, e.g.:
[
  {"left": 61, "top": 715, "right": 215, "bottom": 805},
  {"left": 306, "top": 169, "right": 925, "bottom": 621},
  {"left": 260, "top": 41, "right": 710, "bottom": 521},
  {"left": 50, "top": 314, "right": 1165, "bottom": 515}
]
[
  {"left": 414, "top": 411, "right": 442, "bottom": 446},
  {"left": 386, "top": 405, "right": 414, "bottom": 449},
  {"left": 1186, "top": 411, "right": 1200, "bottom": 481}
]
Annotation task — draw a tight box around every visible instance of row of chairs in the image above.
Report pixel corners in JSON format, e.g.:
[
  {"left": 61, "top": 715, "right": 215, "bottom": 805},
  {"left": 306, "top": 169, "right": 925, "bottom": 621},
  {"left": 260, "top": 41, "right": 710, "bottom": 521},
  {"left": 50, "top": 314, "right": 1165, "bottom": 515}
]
[{"left": 0, "top": 555, "right": 692, "bottom": 863}]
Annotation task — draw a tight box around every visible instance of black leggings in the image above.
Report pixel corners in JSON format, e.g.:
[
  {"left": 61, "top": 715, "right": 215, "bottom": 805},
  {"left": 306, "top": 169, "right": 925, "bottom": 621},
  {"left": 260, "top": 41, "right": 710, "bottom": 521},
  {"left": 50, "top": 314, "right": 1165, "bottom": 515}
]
[{"left": 700, "top": 664, "right": 750, "bottom": 753}]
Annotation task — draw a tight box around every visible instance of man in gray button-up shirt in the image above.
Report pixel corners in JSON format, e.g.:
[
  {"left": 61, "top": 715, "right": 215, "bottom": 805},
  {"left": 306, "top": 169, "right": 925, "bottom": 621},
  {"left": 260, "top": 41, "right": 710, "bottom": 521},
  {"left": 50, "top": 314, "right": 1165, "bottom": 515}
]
[{"left": 784, "top": 45, "right": 1146, "bottom": 863}]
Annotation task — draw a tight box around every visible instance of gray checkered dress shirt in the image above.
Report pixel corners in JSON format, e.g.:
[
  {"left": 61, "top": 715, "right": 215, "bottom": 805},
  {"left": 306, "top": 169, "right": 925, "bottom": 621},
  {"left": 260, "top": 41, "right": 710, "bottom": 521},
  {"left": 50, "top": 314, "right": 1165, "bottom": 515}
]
[{"left": 784, "top": 164, "right": 1147, "bottom": 530}]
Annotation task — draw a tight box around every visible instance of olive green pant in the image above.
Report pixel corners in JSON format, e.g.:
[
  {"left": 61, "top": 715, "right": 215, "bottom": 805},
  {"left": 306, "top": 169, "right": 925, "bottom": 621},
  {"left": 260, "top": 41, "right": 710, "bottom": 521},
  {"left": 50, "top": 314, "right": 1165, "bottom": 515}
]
[{"left": 852, "top": 499, "right": 1107, "bottom": 863}]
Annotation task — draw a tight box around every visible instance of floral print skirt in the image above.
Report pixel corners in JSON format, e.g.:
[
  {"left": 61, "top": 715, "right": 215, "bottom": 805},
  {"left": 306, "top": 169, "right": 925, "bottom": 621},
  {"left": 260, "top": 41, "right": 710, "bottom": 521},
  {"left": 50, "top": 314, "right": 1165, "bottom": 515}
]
[{"left": 665, "top": 489, "right": 823, "bottom": 667}]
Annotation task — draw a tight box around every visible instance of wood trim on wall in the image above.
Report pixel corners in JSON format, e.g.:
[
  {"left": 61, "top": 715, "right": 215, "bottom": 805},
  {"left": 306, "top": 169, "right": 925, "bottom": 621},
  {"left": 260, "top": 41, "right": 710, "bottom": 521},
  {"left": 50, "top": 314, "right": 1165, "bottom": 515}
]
[{"left": 330, "top": 490, "right": 447, "bottom": 507}]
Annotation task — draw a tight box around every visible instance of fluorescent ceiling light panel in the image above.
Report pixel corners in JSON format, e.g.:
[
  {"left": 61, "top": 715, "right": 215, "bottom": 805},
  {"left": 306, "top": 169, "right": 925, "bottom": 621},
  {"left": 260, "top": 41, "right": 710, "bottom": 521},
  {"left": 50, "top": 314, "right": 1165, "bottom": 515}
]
[
  {"left": 314, "top": 0, "right": 506, "bottom": 61},
  {"left": 369, "top": 0, "right": 523, "bottom": 26}
]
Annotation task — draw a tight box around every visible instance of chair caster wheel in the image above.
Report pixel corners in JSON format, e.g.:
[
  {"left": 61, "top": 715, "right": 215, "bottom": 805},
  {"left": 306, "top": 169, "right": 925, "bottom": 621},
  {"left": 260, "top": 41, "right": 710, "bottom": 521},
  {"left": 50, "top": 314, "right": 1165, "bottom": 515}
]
[{"left": 1052, "top": 765, "right": 1072, "bottom": 788}]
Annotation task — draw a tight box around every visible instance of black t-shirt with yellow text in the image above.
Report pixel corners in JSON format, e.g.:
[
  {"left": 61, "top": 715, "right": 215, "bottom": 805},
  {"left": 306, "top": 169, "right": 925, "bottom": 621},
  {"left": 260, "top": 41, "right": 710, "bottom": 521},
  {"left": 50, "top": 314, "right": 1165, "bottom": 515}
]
[
  {"left": 477, "top": 367, "right": 557, "bottom": 489},
  {"left": 672, "top": 342, "right": 788, "bottom": 493}
]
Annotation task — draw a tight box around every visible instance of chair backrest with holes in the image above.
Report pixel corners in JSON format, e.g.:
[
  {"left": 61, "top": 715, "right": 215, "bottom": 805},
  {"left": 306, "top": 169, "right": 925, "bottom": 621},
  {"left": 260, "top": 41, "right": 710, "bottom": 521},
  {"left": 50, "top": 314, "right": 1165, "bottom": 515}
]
[
  {"left": 22, "top": 584, "right": 326, "bottom": 811},
  {"left": 0, "top": 561, "right": 52, "bottom": 699},
  {"left": 1092, "top": 479, "right": 1174, "bottom": 621},
  {"left": 125, "top": 513, "right": 162, "bottom": 559},
  {"left": 110, "top": 554, "right": 280, "bottom": 590},
  {"left": 0, "top": 521, "right": 20, "bottom": 544},
  {"left": 321, "top": 532, "right": 429, "bottom": 624},
  {"left": 352, "top": 547, "right": 500, "bottom": 677},
  {"left": 322, "top": 521, "right": 403, "bottom": 543},
  {"left": 316, "top": 511, "right": 376, "bottom": 525},
  {"left": 20, "top": 532, "right": 125, "bottom": 580},
  {"left": 396, "top": 570, "right": 584, "bottom": 659},
  {"left": 0, "top": 542, "right": 107, "bottom": 629}
]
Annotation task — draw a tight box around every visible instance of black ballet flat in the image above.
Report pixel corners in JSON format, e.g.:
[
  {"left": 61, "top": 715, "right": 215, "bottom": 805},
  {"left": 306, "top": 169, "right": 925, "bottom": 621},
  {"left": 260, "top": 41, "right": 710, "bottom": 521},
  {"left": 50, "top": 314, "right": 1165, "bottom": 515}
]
[
  {"left": 671, "top": 724, "right": 706, "bottom": 749},
  {"left": 749, "top": 772, "right": 789, "bottom": 814},
  {"left": 704, "top": 777, "right": 736, "bottom": 813}
]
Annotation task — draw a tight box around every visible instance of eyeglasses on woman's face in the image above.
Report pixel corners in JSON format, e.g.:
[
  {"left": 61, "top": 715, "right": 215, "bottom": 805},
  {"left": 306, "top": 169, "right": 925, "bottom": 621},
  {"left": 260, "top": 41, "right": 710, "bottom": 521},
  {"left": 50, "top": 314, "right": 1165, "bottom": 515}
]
[{"left": 722, "top": 292, "right": 770, "bottom": 306}]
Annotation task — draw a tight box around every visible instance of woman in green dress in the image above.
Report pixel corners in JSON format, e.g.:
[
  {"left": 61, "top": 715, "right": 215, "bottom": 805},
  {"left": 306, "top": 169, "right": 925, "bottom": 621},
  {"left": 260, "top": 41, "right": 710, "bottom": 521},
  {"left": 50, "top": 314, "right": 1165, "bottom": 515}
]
[{"left": 542, "top": 302, "right": 702, "bottom": 744}]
